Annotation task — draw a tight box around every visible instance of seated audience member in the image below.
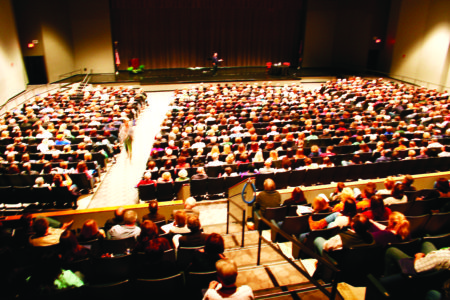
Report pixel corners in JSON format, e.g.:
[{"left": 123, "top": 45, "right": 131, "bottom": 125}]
[
  {"left": 312, "top": 196, "right": 332, "bottom": 213},
  {"left": 157, "top": 171, "right": 174, "bottom": 183},
  {"left": 203, "top": 259, "right": 254, "bottom": 300},
  {"left": 308, "top": 198, "right": 357, "bottom": 230},
  {"left": 283, "top": 186, "right": 307, "bottom": 206},
  {"left": 136, "top": 171, "right": 157, "bottom": 187},
  {"left": 377, "top": 176, "right": 395, "bottom": 196},
  {"left": 222, "top": 166, "right": 238, "bottom": 177},
  {"left": 183, "top": 196, "right": 200, "bottom": 217},
  {"left": 370, "top": 211, "right": 410, "bottom": 247},
  {"left": 104, "top": 206, "right": 125, "bottom": 232},
  {"left": 332, "top": 187, "right": 355, "bottom": 212},
  {"left": 384, "top": 239, "right": 449, "bottom": 276},
  {"left": 20, "top": 162, "right": 39, "bottom": 175},
  {"left": 107, "top": 210, "right": 141, "bottom": 240},
  {"left": 167, "top": 210, "right": 190, "bottom": 235},
  {"left": 33, "top": 176, "right": 51, "bottom": 189},
  {"left": 142, "top": 200, "right": 166, "bottom": 223},
  {"left": 363, "top": 195, "right": 392, "bottom": 221},
  {"left": 253, "top": 179, "right": 281, "bottom": 217},
  {"left": 188, "top": 233, "right": 225, "bottom": 272},
  {"left": 77, "top": 219, "right": 105, "bottom": 242},
  {"left": 135, "top": 220, "right": 161, "bottom": 253},
  {"left": 178, "top": 214, "right": 209, "bottom": 248},
  {"left": 330, "top": 182, "right": 346, "bottom": 201},
  {"left": 402, "top": 174, "right": 416, "bottom": 192},
  {"left": 175, "top": 168, "right": 189, "bottom": 181},
  {"left": 136, "top": 237, "right": 175, "bottom": 278},
  {"left": 259, "top": 158, "right": 275, "bottom": 173},
  {"left": 314, "top": 214, "right": 375, "bottom": 256},
  {"left": 58, "top": 230, "right": 90, "bottom": 264},
  {"left": 384, "top": 183, "right": 407, "bottom": 205},
  {"left": 192, "top": 167, "right": 208, "bottom": 179},
  {"left": 29, "top": 218, "right": 73, "bottom": 247},
  {"left": 434, "top": 177, "right": 450, "bottom": 197},
  {"left": 147, "top": 160, "right": 158, "bottom": 172}
]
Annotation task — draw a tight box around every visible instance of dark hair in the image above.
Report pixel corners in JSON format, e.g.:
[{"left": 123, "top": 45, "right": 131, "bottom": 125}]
[
  {"left": 370, "top": 195, "right": 387, "bottom": 221},
  {"left": 149, "top": 200, "right": 158, "bottom": 214},
  {"left": 291, "top": 187, "right": 306, "bottom": 205},
  {"left": 138, "top": 220, "right": 159, "bottom": 244},
  {"left": 341, "top": 199, "right": 357, "bottom": 218},
  {"left": 205, "top": 233, "right": 225, "bottom": 255},
  {"left": 351, "top": 214, "right": 371, "bottom": 236},
  {"left": 33, "top": 218, "right": 49, "bottom": 237},
  {"left": 435, "top": 178, "right": 450, "bottom": 194},
  {"left": 391, "top": 183, "right": 405, "bottom": 200}
]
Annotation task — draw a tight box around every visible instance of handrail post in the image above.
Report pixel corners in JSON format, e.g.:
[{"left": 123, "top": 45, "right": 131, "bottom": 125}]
[
  {"left": 226, "top": 199, "right": 230, "bottom": 235},
  {"left": 256, "top": 224, "right": 262, "bottom": 266},
  {"left": 241, "top": 209, "right": 246, "bottom": 247}
]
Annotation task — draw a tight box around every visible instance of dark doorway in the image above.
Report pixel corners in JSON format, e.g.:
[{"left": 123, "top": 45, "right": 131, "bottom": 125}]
[
  {"left": 367, "top": 49, "right": 380, "bottom": 71},
  {"left": 24, "top": 56, "right": 48, "bottom": 84}
]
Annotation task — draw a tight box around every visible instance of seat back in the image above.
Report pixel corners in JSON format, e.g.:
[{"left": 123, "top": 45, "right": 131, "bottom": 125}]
[
  {"left": 156, "top": 182, "right": 174, "bottom": 201},
  {"left": 406, "top": 214, "right": 431, "bottom": 238},
  {"left": 190, "top": 178, "right": 207, "bottom": 198},
  {"left": 101, "top": 236, "right": 136, "bottom": 255},
  {"left": 177, "top": 246, "right": 204, "bottom": 270},
  {"left": 423, "top": 212, "right": 450, "bottom": 236},
  {"left": 422, "top": 232, "right": 450, "bottom": 249},
  {"left": 91, "top": 255, "right": 133, "bottom": 284},
  {"left": 133, "top": 273, "right": 184, "bottom": 298},
  {"left": 207, "top": 177, "right": 225, "bottom": 197},
  {"left": 138, "top": 183, "right": 156, "bottom": 201},
  {"left": 386, "top": 238, "right": 422, "bottom": 256}
]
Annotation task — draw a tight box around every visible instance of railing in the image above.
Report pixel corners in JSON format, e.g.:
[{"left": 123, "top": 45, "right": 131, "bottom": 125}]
[
  {"left": 255, "top": 214, "right": 340, "bottom": 299},
  {"left": 57, "top": 69, "right": 84, "bottom": 82},
  {"left": 226, "top": 178, "right": 255, "bottom": 247}
]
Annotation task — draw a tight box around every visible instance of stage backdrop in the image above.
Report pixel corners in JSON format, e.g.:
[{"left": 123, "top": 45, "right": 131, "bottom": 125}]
[{"left": 110, "top": 0, "right": 305, "bottom": 70}]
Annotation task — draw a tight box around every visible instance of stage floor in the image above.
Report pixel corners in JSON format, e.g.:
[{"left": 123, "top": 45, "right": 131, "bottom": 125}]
[{"left": 59, "top": 67, "right": 346, "bottom": 85}]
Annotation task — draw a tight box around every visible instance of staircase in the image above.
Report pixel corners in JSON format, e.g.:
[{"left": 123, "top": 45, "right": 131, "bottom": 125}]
[{"left": 202, "top": 218, "right": 341, "bottom": 300}]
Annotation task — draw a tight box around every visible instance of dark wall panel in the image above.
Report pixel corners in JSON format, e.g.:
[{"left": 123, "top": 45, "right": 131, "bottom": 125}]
[{"left": 110, "top": 0, "right": 305, "bottom": 69}]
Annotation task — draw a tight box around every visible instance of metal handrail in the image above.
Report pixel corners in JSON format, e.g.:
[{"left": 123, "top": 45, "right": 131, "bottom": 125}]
[{"left": 255, "top": 214, "right": 340, "bottom": 299}]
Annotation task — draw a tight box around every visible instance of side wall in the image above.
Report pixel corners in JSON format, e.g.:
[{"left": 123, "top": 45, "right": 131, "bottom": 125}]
[
  {"left": 390, "top": 0, "right": 450, "bottom": 90},
  {"left": 69, "top": 0, "right": 114, "bottom": 74},
  {"left": 0, "top": 0, "right": 27, "bottom": 106}
]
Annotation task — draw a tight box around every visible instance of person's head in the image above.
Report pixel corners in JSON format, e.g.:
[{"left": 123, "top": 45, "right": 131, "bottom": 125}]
[
  {"left": 215, "top": 259, "right": 238, "bottom": 287},
  {"left": 341, "top": 199, "right": 357, "bottom": 218},
  {"left": 402, "top": 175, "right": 414, "bottom": 187},
  {"left": 35, "top": 176, "right": 45, "bottom": 187},
  {"left": 33, "top": 218, "right": 50, "bottom": 237},
  {"left": 387, "top": 211, "right": 410, "bottom": 240},
  {"left": 144, "top": 237, "right": 171, "bottom": 261},
  {"left": 313, "top": 196, "right": 329, "bottom": 212},
  {"left": 364, "top": 182, "right": 377, "bottom": 196},
  {"left": 391, "top": 183, "right": 405, "bottom": 200},
  {"left": 370, "top": 195, "right": 386, "bottom": 221},
  {"left": 174, "top": 210, "right": 187, "bottom": 227},
  {"left": 263, "top": 178, "right": 276, "bottom": 191},
  {"left": 114, "top": 206, "right": 125, "bottom": 221},
  {"left": 162, "top": 171, "right": 172, "bottom": 181},
  {"left": 59, "top": 230, "right": 80, "bottom": 253},
  {"left": 291, "top": 187, "right": 306, "bottom": 204},
  {"left": 350, "top": 214, "right": 371, "bottom": 236},
  {"left": 184, "top": 197, "right": 197, "bottom": 210},
  {"left": 336, "top": 182, "right": 345, "bottom": 193},
  {"left": 148, "top": 200, "right": 159, "bottom": 214},
  {"left": 123, "top": 210, "right": 138, "bottom": 225},
  {"left": 384, "top": 176, "right": 395, "bottom": 190},
  {"left": 205, "top": 233, "right": 225, "bottom": 255},
  {"left": 340, "top": 187, "right": 354, "bottom": 202},
  {"left": 178, "top": 169, "right": 188, "bottom": 179},
  {"left": 186, "top": 214, "right": 201, "bottom": 232},
  {"left": 143, "top": 171, "right": 152, "bottom": 180},
  {"left": 79, "top": 219, "right": 100, "bottom": 240},
  {"left": 435, "top": 178, "right": 450, "bottom": 194},
  {"left": 139, "top": 220, "right": 159, "bottom": 240}
]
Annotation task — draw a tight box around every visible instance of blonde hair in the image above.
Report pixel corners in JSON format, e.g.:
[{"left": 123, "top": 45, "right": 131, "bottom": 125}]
[
  {"left": 269, "top": 150, "right": 278, "bottom": 160},
  {"left": 388, "top": 211, "right": 410, "bottom": 240},
  {"left": 162, "top": 172, "right": 172, "bottom": 181},
  {"left": 340, "top": 187, "right": 354, "bottom": 202}
]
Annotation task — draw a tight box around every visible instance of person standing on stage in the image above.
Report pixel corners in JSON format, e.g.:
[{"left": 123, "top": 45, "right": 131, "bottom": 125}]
[{"left": 211, "top": 52, "right": 223, "bottom": 76}]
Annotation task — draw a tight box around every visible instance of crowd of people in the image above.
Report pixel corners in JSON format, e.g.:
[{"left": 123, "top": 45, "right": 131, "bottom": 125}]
[
  {"left": 141, "top": 78, "right": 450, "bottom": 188},
  {"left": 0, "top": 84, "right": 146, "bottom": 204}
]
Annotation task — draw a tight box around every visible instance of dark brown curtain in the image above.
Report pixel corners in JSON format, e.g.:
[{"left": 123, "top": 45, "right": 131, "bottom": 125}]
[{"left": 110, "top": 0, "right": 305, "bottom": 69}]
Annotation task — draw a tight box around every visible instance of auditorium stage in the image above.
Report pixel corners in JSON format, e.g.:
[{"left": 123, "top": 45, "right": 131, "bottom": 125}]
[{"left": 58, "top": 66, "right": 350, "bottom": 85}]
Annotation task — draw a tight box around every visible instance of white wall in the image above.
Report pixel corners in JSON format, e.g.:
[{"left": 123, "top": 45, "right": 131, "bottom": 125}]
[
  {"left": 390, "top": 0, "right": 450, "bottom": 90},
  {"left": 70, "top": 0, "right": 114, "bottom": 74},
  {"left": 0, "top": 0, "right": 27, "bottom": 106}
]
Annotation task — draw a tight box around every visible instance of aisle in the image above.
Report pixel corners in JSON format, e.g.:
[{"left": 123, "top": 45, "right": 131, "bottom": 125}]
[{"left": 85, "top": 91, "right": 173, "bottom": 209}]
